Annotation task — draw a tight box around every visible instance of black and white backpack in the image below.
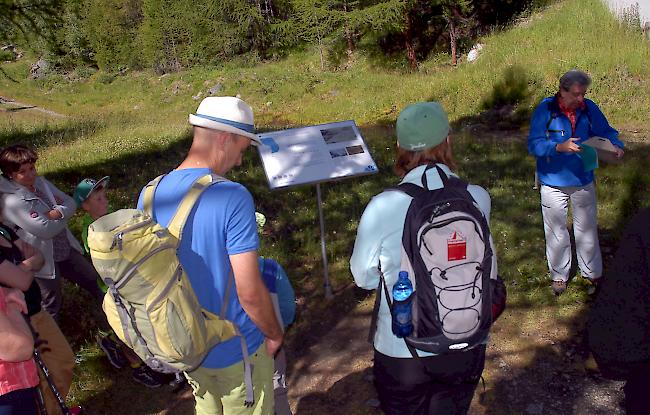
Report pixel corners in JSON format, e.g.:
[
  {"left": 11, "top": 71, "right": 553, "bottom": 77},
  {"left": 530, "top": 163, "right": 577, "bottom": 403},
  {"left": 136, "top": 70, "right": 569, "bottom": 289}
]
[{"left": 370, "top": 164, "right": 505, "bottom": 356}]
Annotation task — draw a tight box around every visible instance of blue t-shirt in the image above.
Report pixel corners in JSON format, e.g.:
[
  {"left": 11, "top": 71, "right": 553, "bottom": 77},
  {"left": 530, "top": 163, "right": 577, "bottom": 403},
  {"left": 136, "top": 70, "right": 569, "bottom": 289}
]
[{"left": 137, "top": 168, "right": 263, "bottom": 369}]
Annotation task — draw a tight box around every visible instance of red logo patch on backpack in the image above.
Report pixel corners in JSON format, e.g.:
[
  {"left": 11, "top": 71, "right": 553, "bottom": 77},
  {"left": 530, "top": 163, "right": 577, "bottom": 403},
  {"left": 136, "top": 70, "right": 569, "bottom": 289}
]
[{"left": 447, "top": 231, "right": 467, "bottom": 261}]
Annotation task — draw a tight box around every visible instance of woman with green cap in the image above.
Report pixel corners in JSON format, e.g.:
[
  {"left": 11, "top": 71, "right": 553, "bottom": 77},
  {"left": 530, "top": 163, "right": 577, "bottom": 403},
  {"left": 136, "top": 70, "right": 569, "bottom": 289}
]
[{"left": 350, "top": 102, "right": 498, "bottom": 414}]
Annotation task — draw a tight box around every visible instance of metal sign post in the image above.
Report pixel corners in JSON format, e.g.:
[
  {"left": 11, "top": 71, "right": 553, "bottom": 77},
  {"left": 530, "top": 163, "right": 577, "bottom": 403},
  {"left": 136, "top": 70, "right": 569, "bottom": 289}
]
[{"left": 316, "top": 183, "right": 333, "bottom": 299}]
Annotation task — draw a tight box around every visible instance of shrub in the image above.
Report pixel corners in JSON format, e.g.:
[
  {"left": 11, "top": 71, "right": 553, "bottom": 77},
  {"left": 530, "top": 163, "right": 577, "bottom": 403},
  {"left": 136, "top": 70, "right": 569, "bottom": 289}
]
[
  {"left": 0, "top": 49, "right": 15, "bottom": 61},
  {"left": 96, "top": 72, "right": 116, "bottom": 84},
  {"left": 481, "top": 65, "right": 531, "bottom": 109}
]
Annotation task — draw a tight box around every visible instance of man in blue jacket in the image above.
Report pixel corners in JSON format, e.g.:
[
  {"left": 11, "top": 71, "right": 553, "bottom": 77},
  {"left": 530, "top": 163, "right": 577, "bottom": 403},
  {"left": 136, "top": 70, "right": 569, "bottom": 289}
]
[{"left": 528, "top": 70, "right": 624, "bottom": 295}]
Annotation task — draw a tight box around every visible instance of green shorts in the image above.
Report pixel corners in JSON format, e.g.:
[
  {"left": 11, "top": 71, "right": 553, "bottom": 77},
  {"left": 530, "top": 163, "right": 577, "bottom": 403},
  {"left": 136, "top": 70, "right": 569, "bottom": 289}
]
[{"left": 185, "top": 343, "right": 275, "bottom": 415}]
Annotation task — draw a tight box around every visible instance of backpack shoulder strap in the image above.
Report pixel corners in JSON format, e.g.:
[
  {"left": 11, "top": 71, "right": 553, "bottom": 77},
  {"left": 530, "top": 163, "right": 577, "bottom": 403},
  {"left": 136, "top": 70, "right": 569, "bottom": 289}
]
[
  {"left": 387, "top": 163, "right": 438, "bottom": 197},
  {"left": 219, "top": 267, "right": 255, "bottom": 405},
  {"left": 431, "top": 164, "right": 450, "bottom": 186},
  {"left": 545, "top": 98, "right": 563, "bottom": 137},
  {"left": 429, "top": 163, "right": 467, "bottom": 191},
  {"left": 390, "top": 182, "right": 426, "bottom": 198},
  {"left": 581, "top": 101, "right": 593, "bottom": 130},
  {"left": 167, "top": 173, "right": 227, "bottom": 239},
  {"left": 368, "top": 265, "right": 392, "bottom": 344},
  {"left": 142, "top": 174, "right": 165, "bottom": 216}
]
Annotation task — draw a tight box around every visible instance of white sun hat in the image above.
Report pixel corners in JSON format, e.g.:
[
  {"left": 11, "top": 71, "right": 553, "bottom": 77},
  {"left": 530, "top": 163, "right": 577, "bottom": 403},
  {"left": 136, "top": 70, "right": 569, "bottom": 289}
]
[{"left": 189, "top": 96, "right": 260, "bottom": 145}]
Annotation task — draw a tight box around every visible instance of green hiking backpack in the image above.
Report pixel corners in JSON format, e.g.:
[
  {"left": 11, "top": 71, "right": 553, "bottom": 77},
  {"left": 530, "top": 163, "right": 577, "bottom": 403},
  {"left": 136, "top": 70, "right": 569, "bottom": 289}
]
[{"left": 87, "top": 174, "right": 239, "bottom": 374}]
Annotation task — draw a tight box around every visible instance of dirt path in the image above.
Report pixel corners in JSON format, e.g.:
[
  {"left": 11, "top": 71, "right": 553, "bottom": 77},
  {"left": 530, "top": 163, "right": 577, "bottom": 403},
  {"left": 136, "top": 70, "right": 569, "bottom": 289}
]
[
  {"left": 285, "top": 296, "right": 625, "bottom": 415},
  {"left": 288, "top": 301, "right": 377, "bottom": 414},
  {"left": 0, "top": 95, "right": 66, "bottom": 118}
]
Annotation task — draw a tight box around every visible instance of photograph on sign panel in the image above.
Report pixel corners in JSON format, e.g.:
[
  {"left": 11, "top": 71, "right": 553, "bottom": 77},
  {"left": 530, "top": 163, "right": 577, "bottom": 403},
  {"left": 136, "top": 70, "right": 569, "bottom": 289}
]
[
  {"left": 345, "top": 145, "right": 365, "bottom": 155},
  {"left": 329, "top": 148, "right": 348, "bottom": 158},
  {"left": 320, "top": 126, "right": 357, "bottom": 145}
]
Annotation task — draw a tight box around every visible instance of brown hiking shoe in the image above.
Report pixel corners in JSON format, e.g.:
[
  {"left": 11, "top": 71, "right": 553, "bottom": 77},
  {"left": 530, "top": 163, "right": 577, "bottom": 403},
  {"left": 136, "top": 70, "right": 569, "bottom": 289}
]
[
  {"left": 585, "top": 277, "right": 601, "bottom": 295},
  {"left": 552, "top": 280, "right": 567, "bottom": 296}
]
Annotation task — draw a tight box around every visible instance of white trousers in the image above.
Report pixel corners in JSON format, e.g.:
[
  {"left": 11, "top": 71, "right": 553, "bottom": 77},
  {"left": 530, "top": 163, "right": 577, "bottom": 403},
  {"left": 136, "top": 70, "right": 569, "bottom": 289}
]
[{"left": 540, "top": 183, "right": 602, "bottom": 282}]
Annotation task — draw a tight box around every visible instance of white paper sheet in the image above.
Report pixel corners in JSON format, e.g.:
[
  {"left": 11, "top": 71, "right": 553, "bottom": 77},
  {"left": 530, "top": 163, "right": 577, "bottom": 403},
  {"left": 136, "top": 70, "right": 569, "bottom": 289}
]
[
  {"left": 582, "top": 136, "right": 619, "bottom": 152},
  {"left": 582, "top": 136, "right": 623, "bottom": 164}
]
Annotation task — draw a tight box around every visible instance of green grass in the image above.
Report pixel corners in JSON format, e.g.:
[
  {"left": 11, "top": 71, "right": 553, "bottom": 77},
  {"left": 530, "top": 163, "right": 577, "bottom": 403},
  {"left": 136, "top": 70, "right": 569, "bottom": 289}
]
[{"left": 1, "top": 0, "right": 650, "bottom": 412}]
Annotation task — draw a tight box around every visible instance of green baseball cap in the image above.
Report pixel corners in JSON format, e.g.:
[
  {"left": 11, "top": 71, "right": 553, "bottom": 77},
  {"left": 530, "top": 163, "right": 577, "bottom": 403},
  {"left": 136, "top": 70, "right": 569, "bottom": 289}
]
[
  {"left": 73, "top": 176, "right": 109, "bottom": 206},
  {"left": 396, "top": 102, "right": 450, "bottom": 151}
]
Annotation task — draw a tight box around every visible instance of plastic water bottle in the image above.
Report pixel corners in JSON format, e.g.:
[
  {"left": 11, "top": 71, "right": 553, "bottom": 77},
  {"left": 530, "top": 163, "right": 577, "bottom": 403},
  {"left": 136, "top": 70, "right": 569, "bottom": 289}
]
[{"left": 392, "top": 271, "right": 414, "bottom": 338}]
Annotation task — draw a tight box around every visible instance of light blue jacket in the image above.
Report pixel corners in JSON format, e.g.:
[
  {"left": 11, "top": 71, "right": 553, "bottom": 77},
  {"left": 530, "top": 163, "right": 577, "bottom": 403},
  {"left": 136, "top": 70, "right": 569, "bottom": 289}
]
[
  {"left": 350, "top": 164, "right": 498, "bottom": 358},
  {"left": 527, "top": 96, "right": 623, "bottom": 187}
]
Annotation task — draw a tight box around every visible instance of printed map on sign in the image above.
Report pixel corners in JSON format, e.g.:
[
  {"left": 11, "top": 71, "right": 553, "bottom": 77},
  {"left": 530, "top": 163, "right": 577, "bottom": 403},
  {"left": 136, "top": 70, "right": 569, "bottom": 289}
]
[{"left": 257, "top": 120, "right": 378, "bottom": 189}]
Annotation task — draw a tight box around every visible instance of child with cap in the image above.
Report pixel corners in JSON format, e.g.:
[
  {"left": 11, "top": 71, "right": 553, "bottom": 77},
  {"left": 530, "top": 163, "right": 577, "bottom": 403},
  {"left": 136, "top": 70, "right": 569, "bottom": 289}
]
[
  {"left": 74, "top": 177, "right": 170, "bottom": 389},
  {"left": 73, "top": 177, "right": 110, "bottom": 259}
]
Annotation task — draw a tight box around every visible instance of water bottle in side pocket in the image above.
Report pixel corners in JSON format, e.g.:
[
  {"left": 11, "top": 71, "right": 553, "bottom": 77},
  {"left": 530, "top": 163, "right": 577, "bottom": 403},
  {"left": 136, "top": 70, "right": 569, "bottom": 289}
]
[{"left": 392, "top": 271, "right": 414, "bottom": 338}]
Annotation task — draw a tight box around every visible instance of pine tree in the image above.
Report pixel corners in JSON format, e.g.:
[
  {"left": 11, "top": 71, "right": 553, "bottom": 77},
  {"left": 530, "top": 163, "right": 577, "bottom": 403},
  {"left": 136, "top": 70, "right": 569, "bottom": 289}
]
[
  {"left": 439, "top": 0, "right": 473, "bottom": 66},
  {"left": 337, "top": 0, "right": 406, "bottom": 65},
  {"left": 0, "top": 0, "right": 61, "bottom": 43},
  {"left": 289, "top": 0, "right": 342, "bottom": 68},
  {"left": 83, "top": 0, "right": 143, "bottom": 71}
]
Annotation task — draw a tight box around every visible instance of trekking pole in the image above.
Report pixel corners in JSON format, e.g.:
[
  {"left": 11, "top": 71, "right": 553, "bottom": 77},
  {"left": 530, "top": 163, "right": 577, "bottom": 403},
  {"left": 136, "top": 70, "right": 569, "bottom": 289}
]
[
  {"left": 33, "top": 344, "right": 70, "bottom": 415},
  {"left": 35, "top": 386, "right": 48, "bottom": 415},
  {"left": 25, "top": 316, "right": 71, "bottom": 415}
]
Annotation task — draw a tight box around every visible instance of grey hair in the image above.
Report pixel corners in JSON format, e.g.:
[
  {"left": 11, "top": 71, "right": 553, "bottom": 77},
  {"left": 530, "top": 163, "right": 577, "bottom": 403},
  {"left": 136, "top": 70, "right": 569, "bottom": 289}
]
[{"left": 559, "top": 70, "right": 592, "bottom": 91}]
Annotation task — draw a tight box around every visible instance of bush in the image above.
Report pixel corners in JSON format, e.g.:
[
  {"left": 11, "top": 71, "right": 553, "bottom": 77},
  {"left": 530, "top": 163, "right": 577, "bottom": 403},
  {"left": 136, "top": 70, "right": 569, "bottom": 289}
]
[
  {"left": 482, "top": 65, "right": 531, "bottom": 109},
  {"left": 0, "top": 49, "right": 15, "bottom": 61},
  {"left": 96, "top": 72, "right": 116, "bottom": 84},
  {"left": 74, "top": 66, "right": 98, "bottom": 79},
  {"left": 83, "top": 0, "right": 143, "bottom": 71}
]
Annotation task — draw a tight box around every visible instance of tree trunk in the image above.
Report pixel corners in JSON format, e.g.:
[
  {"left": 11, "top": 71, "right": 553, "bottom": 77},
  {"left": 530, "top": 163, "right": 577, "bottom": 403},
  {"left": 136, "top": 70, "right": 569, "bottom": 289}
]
[
  {"left": 317, "top": 28, "right": 325, "bottom": 70},
  {"left": 449, "top": 18, "right": 457, "bottom": 66},
  {"left": 345, "top": 24, "right": 354, "bottom": 55},
  {"left": 342, "top": 0, "right": 354, "bottom": 57},
  {"left": 404, "top": 15, "right": 417, "bottom": 70},
  {"left": 264, "top": 0, "right": 274, "bottom": 20}
]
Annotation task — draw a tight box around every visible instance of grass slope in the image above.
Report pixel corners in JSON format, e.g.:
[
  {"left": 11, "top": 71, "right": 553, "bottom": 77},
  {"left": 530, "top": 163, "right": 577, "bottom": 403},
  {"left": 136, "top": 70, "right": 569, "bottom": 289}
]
[{"left": 1, "top": 0, "right": 649, "bottom": 412}]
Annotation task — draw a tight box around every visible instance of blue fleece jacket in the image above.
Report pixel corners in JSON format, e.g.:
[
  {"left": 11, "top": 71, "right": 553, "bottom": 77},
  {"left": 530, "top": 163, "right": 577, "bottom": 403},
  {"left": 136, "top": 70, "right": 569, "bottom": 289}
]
[{"left": 527, "top": 96, "right": 623, "bottom": 187}]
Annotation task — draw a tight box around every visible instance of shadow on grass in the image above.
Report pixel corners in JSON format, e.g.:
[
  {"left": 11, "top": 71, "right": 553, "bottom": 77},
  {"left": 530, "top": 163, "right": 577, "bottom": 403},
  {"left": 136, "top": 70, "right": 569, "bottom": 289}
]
[
  {"left": 452, "top": 65, "right": 537, "bottom": 133},
  {"left": 73, "top": 361, "right": 195, "bottom": 414},
  {"left": 0, "top": 119, "right": 103, "bottom": 149}
]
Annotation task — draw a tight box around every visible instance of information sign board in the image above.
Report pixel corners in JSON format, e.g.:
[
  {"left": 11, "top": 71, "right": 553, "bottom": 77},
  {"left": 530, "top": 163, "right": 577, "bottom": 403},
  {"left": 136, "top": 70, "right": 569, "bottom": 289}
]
[{"left": 257, "top": 120, "right": 378, "bottom": 189}]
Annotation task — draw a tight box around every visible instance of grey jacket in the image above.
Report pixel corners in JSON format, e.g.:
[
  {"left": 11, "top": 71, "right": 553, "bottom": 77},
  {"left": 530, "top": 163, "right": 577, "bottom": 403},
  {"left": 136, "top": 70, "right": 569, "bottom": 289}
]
[{"left": 0, "top": 175, "right": 83, "bottom": 279}]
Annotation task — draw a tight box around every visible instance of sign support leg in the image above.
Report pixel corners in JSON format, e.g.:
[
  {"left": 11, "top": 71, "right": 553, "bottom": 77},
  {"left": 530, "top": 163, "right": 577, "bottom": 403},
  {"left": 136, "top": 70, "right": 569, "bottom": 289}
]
[{"left": 316, "top": 183, "right": 333, "bottom": 299}]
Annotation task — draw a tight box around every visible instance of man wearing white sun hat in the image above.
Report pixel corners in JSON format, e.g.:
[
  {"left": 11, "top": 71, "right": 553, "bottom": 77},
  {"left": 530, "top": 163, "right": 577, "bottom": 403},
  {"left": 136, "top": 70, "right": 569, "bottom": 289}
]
[
  {"left": 188, "top": 96, "right": 262, "bottom": 144},
  {"left": 138, "top": 96, "right": 283, "bottom": 414}
]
